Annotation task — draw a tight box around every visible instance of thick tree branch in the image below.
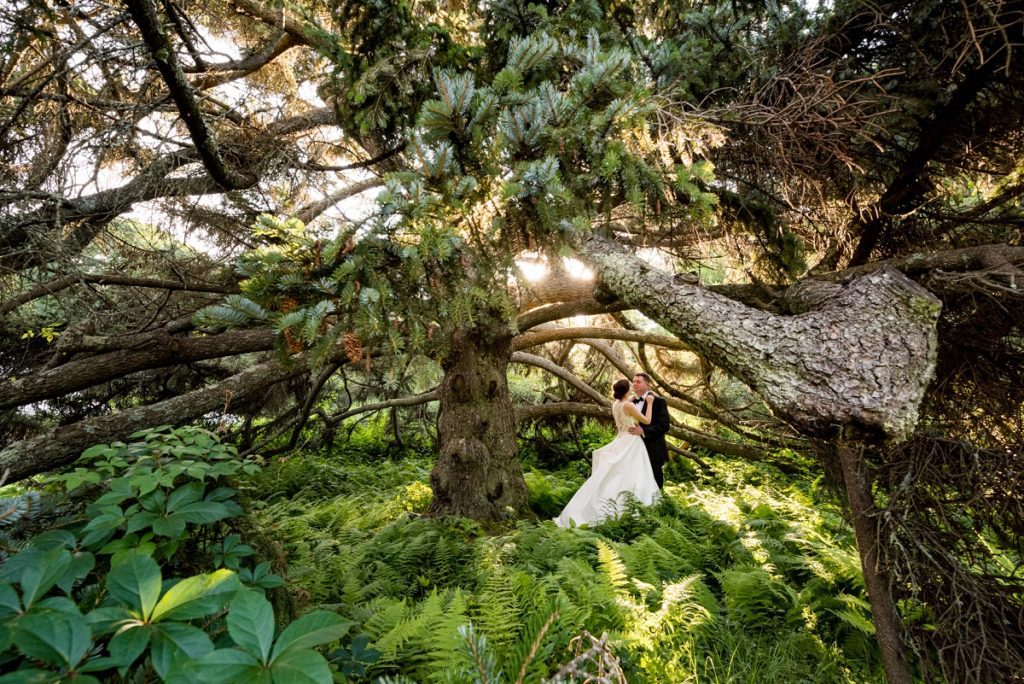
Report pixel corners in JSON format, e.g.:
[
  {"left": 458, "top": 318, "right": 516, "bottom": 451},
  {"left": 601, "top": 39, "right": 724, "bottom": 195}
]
[
  {"left": 126, "top": 0, "right": 255, "bottom": 190},
  {"left": 513, "top": 324, "right": 688, "bottom": 351},
  {"left": 292, "top": 178, "right": 383, "bottom": 225},
  {"left": 581, "top": 234, "right": 942, "bottom": 440},
  {"left": 0, "top": 328, "right": 276, "bottom": 411},
  {"left": 327, "top": 389, "right": 440, "bottom": 423},
  {"left": 511, "top": 351, "right": 609, "bottom": 405},
  {"left": 516, "top": 297, "right": 626, "bottom": 331},
  {"left": 0, "top": 350, "right": 316, "bottom": 483},
  {"left": 0, "top": 108, "right": 337, "bottom": 271}
]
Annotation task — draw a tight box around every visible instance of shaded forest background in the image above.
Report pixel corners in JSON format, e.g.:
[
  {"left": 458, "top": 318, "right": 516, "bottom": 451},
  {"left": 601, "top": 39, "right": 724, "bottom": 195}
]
[{"left": 1, "top": 0, "right": 1022, "bottom": 681}]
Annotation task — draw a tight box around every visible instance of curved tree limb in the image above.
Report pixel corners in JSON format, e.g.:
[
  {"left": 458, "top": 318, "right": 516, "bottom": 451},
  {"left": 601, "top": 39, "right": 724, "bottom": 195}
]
[
  {"left": 580, "top": 233, "right": 942, "bottom": 440},
  {"left": 516, "top": 297, "right": 625, "bottom": 331},
  {"left": 292, "top": 178, "right": 383, "bottom": 225},
  {"left": 326, "top": 388, "right": 440, "bottom": 423},
  {"left": 510, "top": 351, "right": 608, "bottom": 405},
  {"left": 513, "top": 324, "right": 688, "bottom": 351}
]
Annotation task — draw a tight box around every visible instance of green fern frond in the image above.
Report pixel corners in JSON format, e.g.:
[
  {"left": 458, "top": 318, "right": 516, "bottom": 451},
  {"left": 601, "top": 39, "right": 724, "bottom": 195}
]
[
  {"left": 473, "top": 570, "right": 522, "bottom": 653},
  {"left": 595, "top": 539, "right": 629, "bottom": 596}
]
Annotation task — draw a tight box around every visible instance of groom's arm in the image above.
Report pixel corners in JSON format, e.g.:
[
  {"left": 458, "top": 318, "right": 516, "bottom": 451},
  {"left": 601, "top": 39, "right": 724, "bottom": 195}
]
[{"left": 644, "top": 397, "right": 670, "bottom": 438}]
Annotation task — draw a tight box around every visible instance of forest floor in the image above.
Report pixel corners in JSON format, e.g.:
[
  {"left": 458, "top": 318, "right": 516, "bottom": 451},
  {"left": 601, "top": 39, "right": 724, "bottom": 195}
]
[{"left": 240, "top": 426, "right": 887, "bottom": 683}]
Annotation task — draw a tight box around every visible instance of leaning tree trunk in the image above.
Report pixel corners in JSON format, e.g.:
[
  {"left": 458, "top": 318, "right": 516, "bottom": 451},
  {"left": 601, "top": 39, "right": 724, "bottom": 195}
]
[
  {"left": 579, "top": 234, "right": 941, "bottom": 684},
  {"left": 427, "top": 325, "right": 530, "bottom": 521},
  {"left": 579, "top": 234, "right": 941, "bottom": 440},
  {"left": 836, "top": 435, "right": 913, "bottom": 684}
]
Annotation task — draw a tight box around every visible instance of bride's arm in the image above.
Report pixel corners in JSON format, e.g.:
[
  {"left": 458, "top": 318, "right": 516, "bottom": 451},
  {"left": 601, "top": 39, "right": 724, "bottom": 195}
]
[{"left": 622, "top": 400, "right": 652, "bottom": 425}]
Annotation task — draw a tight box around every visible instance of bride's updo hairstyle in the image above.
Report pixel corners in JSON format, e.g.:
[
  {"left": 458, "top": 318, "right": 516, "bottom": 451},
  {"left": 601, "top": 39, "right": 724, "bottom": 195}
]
[{"left": 612, "top": 378, "right": 630, "bottom": 399}]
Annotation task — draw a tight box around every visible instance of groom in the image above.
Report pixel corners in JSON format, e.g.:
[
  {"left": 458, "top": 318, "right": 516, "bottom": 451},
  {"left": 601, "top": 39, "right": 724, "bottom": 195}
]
[{"left": 627, "top": 373, "right": 670, "bottom": 488}]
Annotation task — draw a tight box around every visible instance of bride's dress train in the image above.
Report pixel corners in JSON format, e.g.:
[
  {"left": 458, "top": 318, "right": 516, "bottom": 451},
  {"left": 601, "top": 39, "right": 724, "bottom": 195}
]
[{"left": 555, "top": 401, "right": 660, "bottom": 528}]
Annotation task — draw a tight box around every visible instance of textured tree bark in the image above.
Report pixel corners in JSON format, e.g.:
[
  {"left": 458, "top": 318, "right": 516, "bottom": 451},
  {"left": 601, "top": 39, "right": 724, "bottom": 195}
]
[
  {"left": 0, "top": 328, "right": 276, "bottom": 411},
  {"left": 837, "top": 437, "right": 913, "bottom": 684},
  {"left": 0, "top": 353, "right": 311, "bottom": 483},
  {"left": 579, "top": 234, "right": 941, "bottom": 440},
  {"left": 427, "top": 325, "right": 530, "bottom": 521}
]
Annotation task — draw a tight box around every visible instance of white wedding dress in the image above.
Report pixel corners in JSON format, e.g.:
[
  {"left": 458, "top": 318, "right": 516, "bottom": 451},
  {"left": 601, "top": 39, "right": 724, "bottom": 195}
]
[{"left": 554, "top": 400, "right": 660, "bottom": 528}]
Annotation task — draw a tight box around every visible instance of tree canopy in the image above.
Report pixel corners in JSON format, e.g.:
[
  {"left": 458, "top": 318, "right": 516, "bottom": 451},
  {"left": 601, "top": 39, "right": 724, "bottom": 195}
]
[{"left": 2, "top": 0, "right": 1022, "bottom": 681}]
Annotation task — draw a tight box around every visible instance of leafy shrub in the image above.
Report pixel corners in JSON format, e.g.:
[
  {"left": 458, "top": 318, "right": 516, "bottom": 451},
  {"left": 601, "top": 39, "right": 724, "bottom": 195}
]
[{"left": 0, "top": 426, "right": 348, "bottom": 683}]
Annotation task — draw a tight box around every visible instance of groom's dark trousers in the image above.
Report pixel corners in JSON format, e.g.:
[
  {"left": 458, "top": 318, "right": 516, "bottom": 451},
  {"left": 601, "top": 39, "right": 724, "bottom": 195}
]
[{"left": 634, "top": 395, "right": 670, "bottom": 488}]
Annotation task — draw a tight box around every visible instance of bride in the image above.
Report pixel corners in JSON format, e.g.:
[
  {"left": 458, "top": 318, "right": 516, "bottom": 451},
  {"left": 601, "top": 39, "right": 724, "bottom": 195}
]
[{"left": 555, "top": 379, "right": 661, "bottom": 528}]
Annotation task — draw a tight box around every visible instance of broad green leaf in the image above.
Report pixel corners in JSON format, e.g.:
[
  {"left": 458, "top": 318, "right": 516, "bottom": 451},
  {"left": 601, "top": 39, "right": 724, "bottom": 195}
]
[
  {"left": 151, "top": 513, "right": 187, "bottom": 539},
  {"left": 79, "top": 513, "right": 124, "bottom": 548},
  {"left": 150, "top": 569, "right": 238, "bottom": 622},
  {"left": 81, "top": 444, "right": 109, "bottom": 459},
  {"left": 19, "top": 549, "right": 71, "bottom": 608},
  {"left": 107, "top": 624, "right": 151, "bottom": 667},
  {"left": 85, "top": 606, "right": 134, "bottom": 635},
  {"left": 34, "top": 597, "right": 80, "bottom": 614},
  {"left": 56, "top": 553, "right": 95, "bottom": 595},
  {"left": 197, "top": 648, "right": 266, "bottom": 683},
  {"left": 130, "top": 473, "right": 160, "bottom": 497},
  {"left": 106, "top": 552, "right": 161, "bottom": 620},
  {"left": 13, "top": 611, "right": 91, "bottom": 668},
  {"left": 99, "top": 536, "right": 156, "bottom": 558},
  {"left": 139, "top": 490, "right": 167, "bottom": 513},
  {"left": 269, "top": 647, "right": 332, "bottom": 684},
  {"left": 166, "top": 482, "right": 203, "bottom": 512},
  {"left": 0, "top": 583, "right": 21, "bottom": 617},
  {"left": 25, "top": 530, "right": 77, "bottom": 551},
  {"left": 177, "top": 501, "right": 230, "bottom": 525},
  {"left": 126, "top": 512, "right": 160, "bottom": 534},
  {"left": 270, "top": 612, "right": 352, "bottom": 661},
  {"left": 150, "top": 622, "right": 213, "bottom": 680},
  {"left": 228, "top": 590, "right": 275, "bottom": 663}
]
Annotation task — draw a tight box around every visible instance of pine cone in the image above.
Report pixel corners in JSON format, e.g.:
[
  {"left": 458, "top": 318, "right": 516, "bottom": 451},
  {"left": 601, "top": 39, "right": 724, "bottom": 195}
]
[
  {"left": 284, "top": 328, "right": 303, "bottom": 353},
  {"left": 343, "top": 332, "right": 362, "bottom": 364}
]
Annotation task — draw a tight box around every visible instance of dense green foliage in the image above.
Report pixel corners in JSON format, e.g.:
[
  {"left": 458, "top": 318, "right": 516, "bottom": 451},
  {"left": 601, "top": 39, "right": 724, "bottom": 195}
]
[
  {"left": 0, "top": 427, "right": 350, "bottom": 683},
  {"left": 1, "top": 422, "right": 894, "bottom": 682},
  {"left": 242, "top": 430, "right": 886, "bottom": 683}
]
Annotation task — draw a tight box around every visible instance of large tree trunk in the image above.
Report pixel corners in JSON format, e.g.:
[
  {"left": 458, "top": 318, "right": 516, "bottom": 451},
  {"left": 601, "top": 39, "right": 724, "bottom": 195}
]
[
  {"left": 580, "top": 234, "right": 941, "bottom": 441},
  {"left": 428, "top": 325, "right": 529, "bottom": 521},
  {"left": 836, "top": 437, "right": 913, "bottom": 684}
]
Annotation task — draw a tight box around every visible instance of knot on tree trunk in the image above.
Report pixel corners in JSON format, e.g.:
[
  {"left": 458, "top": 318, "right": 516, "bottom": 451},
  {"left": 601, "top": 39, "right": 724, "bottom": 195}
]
[{"left": 581, "top": 234, "right": 941, "bottom": 441}]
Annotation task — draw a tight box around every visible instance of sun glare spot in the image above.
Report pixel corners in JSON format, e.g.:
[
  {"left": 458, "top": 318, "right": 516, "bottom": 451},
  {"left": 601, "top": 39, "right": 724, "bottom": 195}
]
[
  {"left": 517, "top": 258, "right": 548, "bottom": 282},
  {"left": 562, "top": 257, "right": 594, "bottom": 280}
]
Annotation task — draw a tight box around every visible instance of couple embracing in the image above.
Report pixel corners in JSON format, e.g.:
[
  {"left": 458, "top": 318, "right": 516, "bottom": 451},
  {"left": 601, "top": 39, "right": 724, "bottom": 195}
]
[{"left": 555, "top": 373, "right": 670, "bottom": 528}]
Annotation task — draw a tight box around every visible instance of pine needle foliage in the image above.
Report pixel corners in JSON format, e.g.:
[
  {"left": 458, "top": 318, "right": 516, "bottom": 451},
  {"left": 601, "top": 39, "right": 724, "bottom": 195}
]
[{"left": 240, "top": 449, "right": 888, "bottom": 683}]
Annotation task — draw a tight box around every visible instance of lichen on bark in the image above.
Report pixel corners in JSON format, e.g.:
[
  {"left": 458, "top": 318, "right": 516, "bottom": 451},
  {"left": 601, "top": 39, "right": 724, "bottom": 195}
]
[{"left": 580, "top": 234, "right": 941, "bottom": 440}]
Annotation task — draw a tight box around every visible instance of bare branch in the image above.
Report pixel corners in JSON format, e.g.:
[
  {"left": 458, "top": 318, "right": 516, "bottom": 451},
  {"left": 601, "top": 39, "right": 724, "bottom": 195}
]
[
  {"left": 126, "top": 0, "right": 255, "bottom": 190},
  {"left": 1, "top": 273, "right": 238, "bottom": 317}
]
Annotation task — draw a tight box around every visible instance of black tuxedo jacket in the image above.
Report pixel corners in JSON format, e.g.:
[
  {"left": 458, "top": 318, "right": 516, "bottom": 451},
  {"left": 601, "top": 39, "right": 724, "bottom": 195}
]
[{"left": 633, "top": 394, "right": 669, "bottom": 467}]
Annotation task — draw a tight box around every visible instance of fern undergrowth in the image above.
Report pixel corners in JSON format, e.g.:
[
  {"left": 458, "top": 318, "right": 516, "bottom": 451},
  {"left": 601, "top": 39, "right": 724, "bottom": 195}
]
[{"left": 239, "top": 446, "right": 885, "bottom": 683}]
